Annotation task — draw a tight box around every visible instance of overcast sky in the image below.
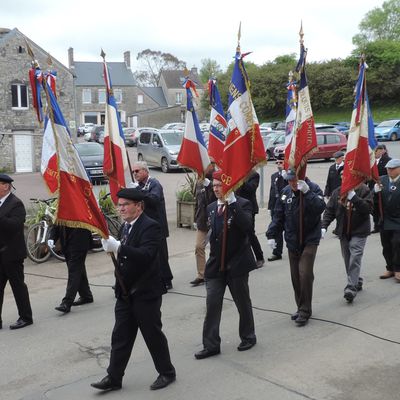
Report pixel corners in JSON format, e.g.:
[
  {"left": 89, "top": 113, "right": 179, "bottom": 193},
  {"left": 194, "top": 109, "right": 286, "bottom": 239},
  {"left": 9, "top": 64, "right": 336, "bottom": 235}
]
[{"left": 3, "top": 0, "right": 384, "bottom": 71}]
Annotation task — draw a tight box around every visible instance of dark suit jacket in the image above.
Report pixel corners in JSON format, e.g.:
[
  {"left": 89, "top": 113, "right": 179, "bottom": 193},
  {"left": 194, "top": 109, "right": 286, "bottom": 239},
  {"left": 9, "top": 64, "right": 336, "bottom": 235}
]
[
  {"left": 377, "top": 153, "right": 391, "bottom": 177},
  {"left": 268, "top": 171, "right": 287, "bottom": 211},
  {"left": 324, "top": 163, "right": 343, "bottom": 197},
  {"left": 117, "top": 212, "right": 166, "bottom": 299},
  {"left": 194, "top": 182, "right": 216, "bottom": 231},
  {"left": 140, "top": 177, "right": 169, "bottom": 238},
  {"left": 0, "top": 193, "right": 27, "bottom": 262},
  {"left": 205, "top": 196, "right": 257, "bottom": 279},
  {"left": 236, "top": 171, "right": 260, "bottom": 214},
  {"left": 51, "top": 226, "right": 92, "bottom": 255}
]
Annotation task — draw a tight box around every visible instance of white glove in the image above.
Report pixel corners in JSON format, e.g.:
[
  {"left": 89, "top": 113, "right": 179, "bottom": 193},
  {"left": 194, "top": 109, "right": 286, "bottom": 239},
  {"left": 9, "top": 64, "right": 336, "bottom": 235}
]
[
  {"left": 203, "top": 178, "right": 210, "bottom": 187},
  {"left": 128, "top": 181, "right": 139, "bottom": 188},
  {"left": 225, "top": 192, "right": 237, "bottom": 205},
  {"left": 281, "top": 170, "right": 287, "bottom": 180},
  {"left": 321, "top": 228, "right": 326, "bottom": 239},
  {"left": 297, "top": 180, "right": 310, "bottom": 193},
  {"left": 101, "top": 236, "right": 121, "bottom": 254},
  {"left": 267, "top": 239, "right": 277, "bottom": 250},
  {"left": 347, "top": 189, "right": 356, "bottom": 200},
  {"left": 374, "top": 183, "right": 382, "bottom": 193},
  {"left": 47, "top": 239, "right": 54, "bottom": 248}
]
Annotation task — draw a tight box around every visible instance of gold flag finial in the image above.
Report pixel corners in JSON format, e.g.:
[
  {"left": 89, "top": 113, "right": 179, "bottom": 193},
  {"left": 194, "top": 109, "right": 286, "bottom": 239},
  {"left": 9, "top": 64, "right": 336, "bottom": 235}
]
[
  {"left": 237, "top": 22, "right": 242, "bottom": 53},
  {"left": 47, "top": 54, "right": 53, "bottom": 67},
  {"left": 299, "top": 21, "right": 304, "bottom": 45},
  {"left": 183, "top": 67, "right": 190, "bottom": 77},
  {"left": 288, "top": 70, "right": 294, "bottom": 82},
  {"left": 100, "top": 49, "right": 106, "bottom": 60}
]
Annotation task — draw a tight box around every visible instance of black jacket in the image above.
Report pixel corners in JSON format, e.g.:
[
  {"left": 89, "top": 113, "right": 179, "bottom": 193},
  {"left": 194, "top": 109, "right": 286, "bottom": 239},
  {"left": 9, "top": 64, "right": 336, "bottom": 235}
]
[
  {"left": 52, "top": 226, "right": 92, "bottom": 255},
  {"left": 375, "top": 175, "right": 400, "bottom": 230},
  {"left": 140, "top": 177, "right": 169, "bottom": 238},
  {"left": 205, "top": 197, "right": 256, "bottom": 279},
  {"left": 322, "top": 184, "right": 373, "bottom": 238},
  {"left": 117, "top": 213, "right": 165, "bottom": 299},
  {"left": 236, "top": 171, "right": 260, "bottom": 214},
  {"left": 0, "top": 193, "right": 26, "bottom": 262},
  {"left": 267, "top": 179, "right": 326, "bottom": 252},
  {"left": 377, "top": 153, "right": 392, "bottom": 177},
  {"left": 194, "top": 182, "right": 216, "bottom": 231},
  {"left": 268, "top": 171, "right": 287, "bottom": 211},
  {"left": 324, "top": 163, "right": 343, "bottom": 197}
]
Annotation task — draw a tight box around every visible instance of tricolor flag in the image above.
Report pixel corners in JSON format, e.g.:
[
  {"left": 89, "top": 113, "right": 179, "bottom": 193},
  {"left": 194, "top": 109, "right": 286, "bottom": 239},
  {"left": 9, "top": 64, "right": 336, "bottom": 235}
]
[
  {"left": 102, "top": 55, "right": 128, "bottom": 204},
  {"left": 28, "top": 65, "right": 43, "bottom": 123},
  {"left": 44, "top": 81, "right": 109, "bottom": 238},
  {"left": 340, "top": 58, "right": 378, "bottom": 195},
  {"left": 287, "top": 29, "right": 317, "bottom": 179},
  {"left": 283, "top": 73, "right": 297, "bottom": 170},
  {"left": 208, "top": 79, "right": 227, "bottom": 168},
  {"left": 222, "top": 45, "right": 266, "bottom": 195},
  {"left": 177, "top": 76, "right": 211, "bottom": 176},
  {"left": 41, "top": 115, "right": 58, "bottom": 193}
]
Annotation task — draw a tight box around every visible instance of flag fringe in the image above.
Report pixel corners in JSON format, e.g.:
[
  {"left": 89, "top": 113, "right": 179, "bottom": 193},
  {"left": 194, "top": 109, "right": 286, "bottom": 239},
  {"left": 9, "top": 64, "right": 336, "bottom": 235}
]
[{"left": 55, "top": 218, "right": 108, "bottom": 239}]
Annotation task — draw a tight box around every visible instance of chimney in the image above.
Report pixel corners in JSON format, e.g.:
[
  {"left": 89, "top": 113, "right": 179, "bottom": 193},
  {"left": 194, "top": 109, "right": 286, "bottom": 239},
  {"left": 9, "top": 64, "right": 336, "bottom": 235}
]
[
  {"left": 68, "top": 47, "right": 74, "bottom": 69},
  {"left": 124, "top": 51, "right": 131, "bottom": 69}
]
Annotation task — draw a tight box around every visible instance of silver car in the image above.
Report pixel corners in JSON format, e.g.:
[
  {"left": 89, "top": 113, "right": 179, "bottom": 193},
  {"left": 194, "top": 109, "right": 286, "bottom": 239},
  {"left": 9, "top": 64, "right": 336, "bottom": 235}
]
[{"left": 137, "top": 129, "right": 183, "bottom": 173}]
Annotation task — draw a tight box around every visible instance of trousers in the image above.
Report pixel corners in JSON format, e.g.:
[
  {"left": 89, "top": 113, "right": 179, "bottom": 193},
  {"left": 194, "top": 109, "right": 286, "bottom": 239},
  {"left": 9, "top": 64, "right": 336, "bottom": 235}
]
[
  {"left": 380, "top": 230, "right": 400, "bottom": 272},
  {"left": 195, "top": 230, "right": 207, "bottom": 279}
]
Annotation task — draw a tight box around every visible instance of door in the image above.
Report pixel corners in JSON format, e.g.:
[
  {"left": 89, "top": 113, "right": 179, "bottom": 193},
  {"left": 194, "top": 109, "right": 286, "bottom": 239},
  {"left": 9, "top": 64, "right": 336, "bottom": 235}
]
[{"left": 14, "top": 133, "right": 33, "bottom": 172}]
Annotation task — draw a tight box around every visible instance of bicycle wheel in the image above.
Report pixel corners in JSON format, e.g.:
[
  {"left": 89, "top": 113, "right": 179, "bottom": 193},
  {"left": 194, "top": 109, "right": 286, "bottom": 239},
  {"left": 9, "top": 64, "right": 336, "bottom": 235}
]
[
  {"left": 25, "top": 222, "right": 51, "bottom": 263},
  {"left": 46, "top": 226, "right": 66, "bottom": 262},
  {"left": 106, "top": 215, "right": 122, "bottom": 238}
]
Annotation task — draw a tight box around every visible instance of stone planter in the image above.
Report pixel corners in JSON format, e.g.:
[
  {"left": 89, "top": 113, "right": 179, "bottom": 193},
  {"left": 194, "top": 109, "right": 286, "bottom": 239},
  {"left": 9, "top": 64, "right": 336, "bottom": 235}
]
[{"left": 176, "top": 200, "right": 196, "bottom": 229}]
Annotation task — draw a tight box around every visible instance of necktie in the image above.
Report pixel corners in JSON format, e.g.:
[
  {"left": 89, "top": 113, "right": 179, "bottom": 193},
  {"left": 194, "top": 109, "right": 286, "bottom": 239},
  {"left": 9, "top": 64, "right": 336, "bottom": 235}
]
[
  {"left": 217, "top": 204, "right": 224, "bottom": 216},
  {"left": 121, "top": 223, "right": 131, "bottom": 244}
]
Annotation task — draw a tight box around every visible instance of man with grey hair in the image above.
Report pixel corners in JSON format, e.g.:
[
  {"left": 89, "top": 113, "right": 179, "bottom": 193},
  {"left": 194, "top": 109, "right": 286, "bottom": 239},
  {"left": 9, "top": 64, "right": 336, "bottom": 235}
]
[
  {"left": 130, "top": 161, "right": 173, "bottom": 290},
  {"left": 374, "top": 159, "right": 400, "bottom": 281}
]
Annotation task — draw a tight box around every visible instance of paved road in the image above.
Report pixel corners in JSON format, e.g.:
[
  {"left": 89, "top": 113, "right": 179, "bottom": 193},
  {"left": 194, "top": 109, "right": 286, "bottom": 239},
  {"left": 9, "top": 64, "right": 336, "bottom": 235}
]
[{"left": 2, "top": 146, "right": 400, "bottom": 400}]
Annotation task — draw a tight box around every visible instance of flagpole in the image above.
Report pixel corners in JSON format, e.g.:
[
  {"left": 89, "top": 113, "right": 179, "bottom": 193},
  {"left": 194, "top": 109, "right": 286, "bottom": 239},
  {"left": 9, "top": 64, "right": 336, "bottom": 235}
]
[{"left": 126, "top": 149, "right": 135, "bottom": 182}]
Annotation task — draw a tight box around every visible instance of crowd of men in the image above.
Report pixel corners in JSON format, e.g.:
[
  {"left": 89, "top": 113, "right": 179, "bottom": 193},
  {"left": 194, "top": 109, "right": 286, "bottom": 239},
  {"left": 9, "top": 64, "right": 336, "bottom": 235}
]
[{"left": 1, "top": 145, "right": 400, "bottom": 393}]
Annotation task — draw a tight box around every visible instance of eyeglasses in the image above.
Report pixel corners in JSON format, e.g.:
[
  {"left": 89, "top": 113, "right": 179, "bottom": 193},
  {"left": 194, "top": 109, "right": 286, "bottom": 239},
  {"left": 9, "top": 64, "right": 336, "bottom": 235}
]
[
  {"left": 132, "top": 169, "right": 142, "bottom": 173},
  {"left": 117, "top": 202, "right": 133, "bottom": 208},
  {"left": 276, "top": 162, "right": 283, "bottom": 165}
]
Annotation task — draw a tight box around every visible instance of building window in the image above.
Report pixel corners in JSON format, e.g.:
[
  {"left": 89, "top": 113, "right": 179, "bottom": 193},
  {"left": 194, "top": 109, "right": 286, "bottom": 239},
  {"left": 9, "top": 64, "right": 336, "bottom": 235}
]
[
  {"left": 137, "top": 94, "right": 144, "bottom": 105},
  {"left": 82, "top": 88, "right": 92, "bottom": 104},
  {"left": 175, "top": 92, "right": 183, "bottom": 104},
  {"left": 114, "top": 89, "right": 122, "bottom": 103},
  {"left": 11, "top": 84, "right": 28, "bottom": 109},
  {"left": 98, "top": 89, "right": 106, "bottom": 104}
]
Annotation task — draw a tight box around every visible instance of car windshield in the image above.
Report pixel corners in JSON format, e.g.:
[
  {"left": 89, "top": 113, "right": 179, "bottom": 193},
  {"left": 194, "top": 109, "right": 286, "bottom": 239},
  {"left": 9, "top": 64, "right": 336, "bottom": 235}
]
[
  {"left": 161, "top": 132, "right": 183, "bottom": 146},
  {"left": 378, "top": 120, "right": 396, "bottom": 128},
  {"left": 75, "top": 143, "right": 104, "bottom": 156}
]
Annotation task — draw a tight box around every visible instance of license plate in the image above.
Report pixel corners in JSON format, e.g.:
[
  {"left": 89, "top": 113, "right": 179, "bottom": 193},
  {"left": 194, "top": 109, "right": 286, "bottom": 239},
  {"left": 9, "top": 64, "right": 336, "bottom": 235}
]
[{"left": 91, "top": 169, "right": 103, "bottom": 175}]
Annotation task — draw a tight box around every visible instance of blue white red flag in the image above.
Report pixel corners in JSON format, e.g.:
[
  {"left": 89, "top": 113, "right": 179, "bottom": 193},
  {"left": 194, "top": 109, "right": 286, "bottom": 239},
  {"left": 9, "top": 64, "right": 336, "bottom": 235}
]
[
  {"left": 283, "top": 74, "right": 297, "bottom": 170},
  {"left": 340, "top": 59, "right": 378, "bottom": 195},
  {"left": 44, "top": 81, "right": 109, "bottom": 238},
  {"left": 207, "top": 79, "right": 227, "bottom": 168},
  {"left": 221, "top": 48, "right": 266, "bottom": 195},
  {"left": 28, "top": 65, "right": 43, "bottom": 123},
  {"left": 102, "top": 59, "right": 128, "bottom": 204},
  {"left": 41, "top": 115, "right": 58, "bottom": 193},
  {"left": 177, "top": 77, "right": 211, "bottom": 176},
  {"left": 287, "top": 34, "right": 317, "bottom": 179}
]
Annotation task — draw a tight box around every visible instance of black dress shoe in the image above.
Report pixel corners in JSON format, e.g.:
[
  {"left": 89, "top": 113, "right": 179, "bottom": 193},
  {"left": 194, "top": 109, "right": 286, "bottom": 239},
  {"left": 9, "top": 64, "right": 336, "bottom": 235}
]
[
  {"left": 190, "top": 278, "right": 205, "bottom": 286},
  {"left": 344, "top": 291, "right": 355, "bottom": 303},
  {"left": 237, "top": 339, "right": 256, "bottom": 351},
  {"left": 55, "top": 303, "right": 71, "bottom": 313},
  {"left": 9, "top": 318, "right": 33, "bottom": 330},
  {"left": 150, "top": 374, "right": 176, "bottom": 390},
  {"left": 295, "top": 316, "right": 309, "bottom": 326},
  {"left": 194, "top": 348, "right": 220, "bottom": 359},
  {"left": 72, "top": 297, "right": 94, "bottom": 306},
  {"left": 91, "top": 375, "right": 121, "bottom": 391},
  {"left": 0, "top": 321, "right": 2, "bottom": 329},
  {"left": 267, "top": 255, "right": 282, "bottom": 262},
  {"left": 291, "top": 311, "right": 299, "bottom": 321}
]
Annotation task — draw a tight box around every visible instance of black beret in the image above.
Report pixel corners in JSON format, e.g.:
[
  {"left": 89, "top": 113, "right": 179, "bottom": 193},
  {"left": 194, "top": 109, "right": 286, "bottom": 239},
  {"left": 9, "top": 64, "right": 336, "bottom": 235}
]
[
  {"left": 333, "top": 151, "right": 345, "bottom": 159},
  {"left": 117, "top": 188, "right": 145, "bottom": 201},
  {"left": 0, "top": 174, "right": 13, "bottom": 183}
]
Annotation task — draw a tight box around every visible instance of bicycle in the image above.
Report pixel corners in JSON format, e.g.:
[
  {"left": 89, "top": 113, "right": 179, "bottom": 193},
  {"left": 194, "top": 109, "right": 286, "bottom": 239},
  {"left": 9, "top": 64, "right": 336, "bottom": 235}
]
[{"left": 25, "top": 198, "right": 65, "bottom": 263}]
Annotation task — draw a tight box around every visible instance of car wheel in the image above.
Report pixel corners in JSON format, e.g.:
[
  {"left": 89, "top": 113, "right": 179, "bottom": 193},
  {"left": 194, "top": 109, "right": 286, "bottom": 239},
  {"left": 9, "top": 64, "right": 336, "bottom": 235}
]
[
  {"left": 390, "top": 133, "right": 397, "bottom": 141},
  {"left": 137, "top": 154, "right": 144, "bottom": 162},
  {"left": 161, "top": 157, "right": 170, "bottom": 173}
]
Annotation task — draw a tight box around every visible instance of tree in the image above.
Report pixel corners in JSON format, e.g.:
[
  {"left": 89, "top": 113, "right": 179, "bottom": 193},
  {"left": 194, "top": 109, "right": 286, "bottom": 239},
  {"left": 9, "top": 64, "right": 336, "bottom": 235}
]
[
  {"left": 199, "top": 58, "right": 222, "bottom": 84},
  {"left": 352, "top": 0, "right": 400, "bottom": 47},
  {"left": 134, "top": 49, "right": 186, "bottom": 87}
]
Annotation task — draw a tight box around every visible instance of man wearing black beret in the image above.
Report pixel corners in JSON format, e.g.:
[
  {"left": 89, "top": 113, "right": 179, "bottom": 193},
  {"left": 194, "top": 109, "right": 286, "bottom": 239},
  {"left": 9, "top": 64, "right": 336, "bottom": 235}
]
[
  {"left": 0, "top": 174, "right": 33, "bottom": 330},
  {"left": 91, "top": 188, "right": 175, "bottom": 392}
]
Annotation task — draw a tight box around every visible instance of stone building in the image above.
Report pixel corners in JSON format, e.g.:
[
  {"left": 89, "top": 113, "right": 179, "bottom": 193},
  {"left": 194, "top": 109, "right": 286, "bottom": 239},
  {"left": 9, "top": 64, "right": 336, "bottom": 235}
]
[{"left": 0, "top": 28, "right": 75, "bottom": 173}]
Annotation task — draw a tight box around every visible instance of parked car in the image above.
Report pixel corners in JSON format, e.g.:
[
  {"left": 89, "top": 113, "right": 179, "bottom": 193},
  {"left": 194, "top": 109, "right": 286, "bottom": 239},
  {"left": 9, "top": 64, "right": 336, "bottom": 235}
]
[
  {"left": 314, "top": 123, "right": 341, "bottom": 133},
  {"left": 374, "top": 119, "right": 400, "bottom": 141},
  {"left": 137, "top": 129, "right": 183, "bottom": 173},
  {"left": 123, "top": 127, "right": 159, "bottom": 147},
  {"left": 160, "top": 122, "right": 185, "bottom": 131},
  {"left": 260, "top": 121, "right": 282, "bottom": 134},
  {"left": 274, "top": 132, "right": 347, "bottom": 161},
  {"left": 77, "top": 123, "right": 95, "bottom": 137},
  {"left": 74, "top": 142, "right": 106, "bottom": 183},
  {"left": 264, "top": 131, "right": 285, "bottom": 160},
  {"left": 89, "top": 125, "right": 104, "bottom": 143}
]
